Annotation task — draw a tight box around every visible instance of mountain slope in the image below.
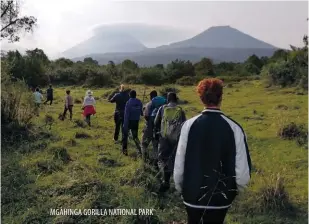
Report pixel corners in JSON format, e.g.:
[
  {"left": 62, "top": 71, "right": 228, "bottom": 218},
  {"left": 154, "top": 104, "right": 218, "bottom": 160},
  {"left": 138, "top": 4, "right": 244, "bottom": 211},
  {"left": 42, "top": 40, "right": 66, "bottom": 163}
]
[
  {"left": 69, "top": 25, "right": 278, "bottom": 65},
  {"left": 62, "top": 23, "right": 193, "bottom": 58},
  {"left": 166, "top": 25, "right": 276, "bottom": 49},
  {"left": 62, "top": 31, "right": 147, "bottom": 58},
  {"left": 72, "top": 47, "right": 276, "bottom": 66}
]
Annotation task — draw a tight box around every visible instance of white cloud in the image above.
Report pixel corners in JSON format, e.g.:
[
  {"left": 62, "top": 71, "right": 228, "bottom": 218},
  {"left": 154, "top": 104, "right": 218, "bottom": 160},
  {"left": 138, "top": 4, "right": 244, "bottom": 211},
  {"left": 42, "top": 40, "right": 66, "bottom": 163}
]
[{"left": 2, "top": 0, "right": 307, "bottom": 58}]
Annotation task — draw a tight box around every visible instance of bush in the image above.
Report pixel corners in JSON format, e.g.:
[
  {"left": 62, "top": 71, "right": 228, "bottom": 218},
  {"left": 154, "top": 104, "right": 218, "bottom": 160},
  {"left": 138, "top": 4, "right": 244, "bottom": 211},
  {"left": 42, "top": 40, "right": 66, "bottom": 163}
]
[
  {"left": 262, "top": 61, "right": 297, "bottom": 88},
  {"left": 1, "top": 79, "right": 34, "bottom": 127},
  {"left": 159, "top": 86, "right": 180, "bottom": 97},
  {"left": 278, "top": 122, "right": 306, "bottom": 140},
  {"left": 84, "top": 69, "right": 115, "bottom": 87},
  {"left": 258, "top": 174, "right": 291, "bottom": 212},
  {"left": 176, "top": 76, "right": 199, "bottom": 86},
  {"left": 123, "top": 74, "right": 141, "bottom": 84},
  {"left": 278, "top": 122, "right": 307, "bottom": 148},
  {"left": 139, "top": 68, "right": 165, "bottom": 85}
]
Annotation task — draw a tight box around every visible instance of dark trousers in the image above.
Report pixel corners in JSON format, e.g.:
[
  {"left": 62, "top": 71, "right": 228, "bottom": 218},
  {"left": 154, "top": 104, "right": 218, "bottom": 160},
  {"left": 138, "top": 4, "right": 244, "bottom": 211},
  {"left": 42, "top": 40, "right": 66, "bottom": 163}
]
[
  {"left": 141, "top": 121, "right": 159, "bottom": 164},
  {"left": 185, "top": 206, "right": 228, "bottom": 224},
  {"left": 114, "top": 112, "right": 124, "bottom": 141},
  {"left": 44, "top": 97, "right": 53, "bottom": 105},
  {"left": 158, "top": 137, "right": 177, "bottom": 185},
  {"left": 63, "top": 105, "right": 73, "bottom": 120},
  {"left": 122, "top": 120, "right": 141, "bottom": 154}
]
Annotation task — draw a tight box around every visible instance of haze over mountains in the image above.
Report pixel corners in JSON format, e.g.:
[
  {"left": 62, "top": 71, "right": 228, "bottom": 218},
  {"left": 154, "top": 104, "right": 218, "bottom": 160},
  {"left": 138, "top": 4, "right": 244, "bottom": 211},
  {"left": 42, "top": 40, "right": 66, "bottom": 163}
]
[{"left": 65, "top": 24, "right": 278, "bottom": 65}]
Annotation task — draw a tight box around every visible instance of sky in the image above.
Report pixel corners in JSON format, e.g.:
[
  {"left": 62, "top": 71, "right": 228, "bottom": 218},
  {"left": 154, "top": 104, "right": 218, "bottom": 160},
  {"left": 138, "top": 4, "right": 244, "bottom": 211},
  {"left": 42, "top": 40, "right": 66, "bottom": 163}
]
[{"left": 1, "top": 0, "right": 308, "bottom": 59}]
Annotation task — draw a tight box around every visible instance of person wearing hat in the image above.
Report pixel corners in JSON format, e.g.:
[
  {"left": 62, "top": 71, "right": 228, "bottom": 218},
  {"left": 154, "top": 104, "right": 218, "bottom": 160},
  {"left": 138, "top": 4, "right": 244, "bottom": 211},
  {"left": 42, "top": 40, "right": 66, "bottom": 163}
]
[{"left": 82, "top": 90, "right": 96, "bottom": 126}]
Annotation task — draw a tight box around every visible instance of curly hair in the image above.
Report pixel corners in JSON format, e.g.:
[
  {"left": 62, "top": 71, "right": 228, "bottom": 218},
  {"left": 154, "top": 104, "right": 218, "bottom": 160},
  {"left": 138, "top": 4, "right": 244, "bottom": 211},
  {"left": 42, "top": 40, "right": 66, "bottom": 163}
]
[{"left": 196, "top": 78, "right": 223, "bottom": 106}]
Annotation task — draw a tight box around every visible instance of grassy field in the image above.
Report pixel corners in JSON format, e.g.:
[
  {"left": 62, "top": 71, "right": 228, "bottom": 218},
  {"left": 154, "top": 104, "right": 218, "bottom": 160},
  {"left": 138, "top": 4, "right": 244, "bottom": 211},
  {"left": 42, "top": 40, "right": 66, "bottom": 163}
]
[{"left": 2, "top": 80, "right": 308, "bottom": 224}]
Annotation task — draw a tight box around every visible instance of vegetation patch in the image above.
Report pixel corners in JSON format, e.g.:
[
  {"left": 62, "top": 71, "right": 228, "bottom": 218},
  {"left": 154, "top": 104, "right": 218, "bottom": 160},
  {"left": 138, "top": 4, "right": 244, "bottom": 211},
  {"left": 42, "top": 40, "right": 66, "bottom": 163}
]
[
  {"left": 276, "top": 104, "right": 289, "bottom": 110},
  {"left": 74, "top": 98, "right": 82, "bottom": 104},
  {"left": 75, "top": 131, "right": 92, "bottom": 139},
  {"left": 278, "top": 122, "right": 308, "bottom": 148},
  {"left": 159, "top": 86, "right": 180, "bottom": 97},
  {"left": 49, "top": 147, "right": 72, "bottom": 163},
  {"left": 98, "top": 157, "right": 121, "bottom": 167},
  {"left": 66, "top": 138, "right": 77, "bottom": 147},
  {"left": 128, "top": 165, "right": 160, "bottom": 192},
  {"left": 36, "top": 160, "right": 62, "bottom": 174},
  {"left": 258, "top": 174, "right": 293, "bottom": 213},
  {"left": 74, "top": 119, "right": 87, "bottom": 128}
]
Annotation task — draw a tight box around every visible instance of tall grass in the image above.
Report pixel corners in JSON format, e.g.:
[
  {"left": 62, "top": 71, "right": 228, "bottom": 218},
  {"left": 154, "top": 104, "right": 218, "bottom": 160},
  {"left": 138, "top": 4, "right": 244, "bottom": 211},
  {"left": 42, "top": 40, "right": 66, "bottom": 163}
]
[{"left": 1, "top": 79, "right": 34, "bottom": 126}]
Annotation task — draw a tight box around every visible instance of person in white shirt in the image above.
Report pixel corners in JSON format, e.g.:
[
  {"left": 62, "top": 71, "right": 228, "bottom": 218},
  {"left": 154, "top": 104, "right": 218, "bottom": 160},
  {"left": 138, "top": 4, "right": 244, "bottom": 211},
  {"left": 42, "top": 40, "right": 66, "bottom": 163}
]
[
  {"left": 82, "top": 90, "right": 96, "bottom": 126},
  {"left": 33, "top": 87, "right": 43, "bottom": 116}
]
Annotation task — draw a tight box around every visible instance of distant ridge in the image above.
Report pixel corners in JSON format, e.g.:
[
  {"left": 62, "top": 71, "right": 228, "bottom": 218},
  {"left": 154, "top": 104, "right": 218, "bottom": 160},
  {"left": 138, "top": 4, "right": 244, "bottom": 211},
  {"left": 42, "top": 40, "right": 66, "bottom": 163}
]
[{"left": 68, "top": 25, "right": 278, "bottom": 65}]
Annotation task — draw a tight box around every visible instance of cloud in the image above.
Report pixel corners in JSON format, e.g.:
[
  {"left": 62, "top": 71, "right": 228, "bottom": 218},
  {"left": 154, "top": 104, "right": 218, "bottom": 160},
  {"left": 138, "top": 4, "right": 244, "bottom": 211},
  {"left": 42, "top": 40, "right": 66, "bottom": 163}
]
[{"left": 3, "top": 0, "right": 307, "bottom": 58}]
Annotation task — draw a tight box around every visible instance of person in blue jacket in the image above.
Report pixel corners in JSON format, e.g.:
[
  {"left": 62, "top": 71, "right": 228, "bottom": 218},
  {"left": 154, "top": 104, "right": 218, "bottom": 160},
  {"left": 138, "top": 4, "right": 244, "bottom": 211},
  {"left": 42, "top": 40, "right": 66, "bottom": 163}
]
[{"left": 122, "top": 90, "right": 143, "bottom": 156}]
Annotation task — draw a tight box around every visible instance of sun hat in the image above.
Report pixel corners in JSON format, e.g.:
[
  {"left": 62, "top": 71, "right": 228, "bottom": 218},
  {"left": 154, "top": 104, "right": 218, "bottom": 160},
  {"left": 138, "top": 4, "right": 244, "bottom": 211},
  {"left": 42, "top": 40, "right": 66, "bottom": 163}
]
[{"left": 86, "top": 90, "right": 93, "bottom": 96}]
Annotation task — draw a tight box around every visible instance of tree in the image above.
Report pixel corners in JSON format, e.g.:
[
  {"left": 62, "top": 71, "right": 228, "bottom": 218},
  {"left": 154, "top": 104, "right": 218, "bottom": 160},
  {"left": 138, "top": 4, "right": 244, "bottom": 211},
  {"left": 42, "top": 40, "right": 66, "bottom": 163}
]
[
  {"left": 194, "top": 57, "right": 214, "bottom": 76},
  {"left": 54, "top": 58, "right": 74, "bottom": 68},
  {"left": 166, "top": 59, "right": 195, "bottom": 82},
  {"left": 121, "top": 59, "right": 139, "bottom": 71},
  {"left": 271, "top": 49, "right": 289, "bottom": 62},
  {"left": 245, "top": 54, "right": 263, "bottom": 69},
  {"left": 84, "top": 57, "right": 98, "bottom": 65},
  {"left": 1, "top": 0, "right": 37, "bottom": 42}
]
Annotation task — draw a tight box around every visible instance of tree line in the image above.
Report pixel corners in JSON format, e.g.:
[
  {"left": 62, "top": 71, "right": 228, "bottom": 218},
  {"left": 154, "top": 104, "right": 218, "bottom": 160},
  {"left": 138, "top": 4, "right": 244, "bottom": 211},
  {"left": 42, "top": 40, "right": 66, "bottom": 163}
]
[{"left": 1, "top": 37, "right": 307, "bottom": 90}]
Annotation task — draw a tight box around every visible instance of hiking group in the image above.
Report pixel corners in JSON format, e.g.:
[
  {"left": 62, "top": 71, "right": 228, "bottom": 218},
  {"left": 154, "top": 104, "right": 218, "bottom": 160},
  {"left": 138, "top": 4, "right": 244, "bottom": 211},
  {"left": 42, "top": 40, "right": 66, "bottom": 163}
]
[
  {"left": 32, "top": 78, "right": 251, "bottom": 224},
  {"left": 33, "top": 86, "right": 96, "bottom": 126},
  {"left": 108, "top": 78, "right": 251, "bottom": 224}
]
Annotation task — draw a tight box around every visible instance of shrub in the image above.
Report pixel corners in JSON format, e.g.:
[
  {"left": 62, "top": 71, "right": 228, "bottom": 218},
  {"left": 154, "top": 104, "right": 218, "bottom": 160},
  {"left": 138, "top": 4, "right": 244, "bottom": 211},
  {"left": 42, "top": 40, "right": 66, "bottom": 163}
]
[
  {"left": 176, "top": 76, "right": 199, "bottom": 86},
  {"left": 139, "top": 68, "right": 165, "bottom": 85},
  {"left": 159, "top": 85, "right": 180, "bottom": 98},
  {"left": 258, "top": 174, "right": 291, "bottom": 212},
  {"left": 123, "top": 74, "right": 141, "bottom": 84},
  {"left": 262, "top": 61, "right": 297, "bottom": 88},
  {"left": 84, "top": 69, "right": 115, "bottom": 87},
  {"left": 1, "top": 79, "right": 34, "bottom": 127},
  {"left": 278, "top": 122, "right": 306, "bottom": 140}
]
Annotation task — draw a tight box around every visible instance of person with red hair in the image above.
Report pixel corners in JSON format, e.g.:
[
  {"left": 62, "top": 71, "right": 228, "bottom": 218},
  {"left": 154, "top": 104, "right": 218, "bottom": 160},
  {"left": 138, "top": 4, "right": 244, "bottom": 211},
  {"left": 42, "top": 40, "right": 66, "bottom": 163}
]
[{"left": 174, "top": 78, "right": 252, "bottom": 223}]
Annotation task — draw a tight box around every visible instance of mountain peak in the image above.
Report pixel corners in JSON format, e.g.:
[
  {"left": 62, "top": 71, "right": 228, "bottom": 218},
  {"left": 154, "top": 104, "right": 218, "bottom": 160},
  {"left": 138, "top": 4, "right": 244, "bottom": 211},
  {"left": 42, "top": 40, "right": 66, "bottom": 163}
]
[{"left": 168, "top": 26, "right": 276, "bottom": 49}]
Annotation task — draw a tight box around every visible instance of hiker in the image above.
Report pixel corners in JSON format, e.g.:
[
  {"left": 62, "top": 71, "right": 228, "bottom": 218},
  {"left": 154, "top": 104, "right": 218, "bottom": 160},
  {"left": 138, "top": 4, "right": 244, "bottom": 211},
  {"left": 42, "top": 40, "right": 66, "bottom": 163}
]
[
  {"left": 109, "top": 84, "right": 130, "bottom": 142},
  {"left": 44, "top": 84, "right": 54, "bottom": 105},
  {"left": 82, "top": 90, "right": 96, "bottom": 126},
  {"left": 141, "top": 91, "right": 166, "bottom": 164},
  {"left": 33, "top": 87, "right": 43, "bottom": 116},
  {"left": 154, "top": 92, "right": 186, "bottom": 192},
  {"left": 62, "top": 90, "right": 74, "bottom": 120},
  {"left": 122, "top": 90, "right": 143, "bottom": 156},
  {"left": 173, "top": 78, "right": 252, "bottom": 224}
]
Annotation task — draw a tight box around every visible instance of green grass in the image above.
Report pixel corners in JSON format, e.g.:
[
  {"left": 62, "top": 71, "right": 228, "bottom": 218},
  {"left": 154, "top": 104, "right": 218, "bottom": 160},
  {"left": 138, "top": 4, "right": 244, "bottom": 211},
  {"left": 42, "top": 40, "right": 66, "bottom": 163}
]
[{"left": 2, "top": 81, "right": 308, "bottom": 223}]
